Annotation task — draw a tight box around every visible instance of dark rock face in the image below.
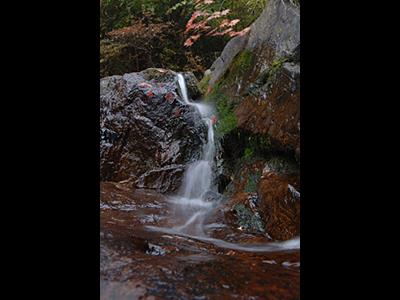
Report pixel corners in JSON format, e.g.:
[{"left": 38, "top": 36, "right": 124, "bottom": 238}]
[
  {"left": 135, "top": 164, "right": 185, "bottom": 194},
  {"left": 100, "top": 68, "right": 206, "bottom": 193}
]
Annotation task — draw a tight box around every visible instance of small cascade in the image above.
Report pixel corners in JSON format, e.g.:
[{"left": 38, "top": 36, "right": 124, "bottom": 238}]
[
  {"left": 171, "top": 74, "right": 217, "bottom": 236},
  {"left": 147, "top": 73, "right": 300, "bottom": 252}
]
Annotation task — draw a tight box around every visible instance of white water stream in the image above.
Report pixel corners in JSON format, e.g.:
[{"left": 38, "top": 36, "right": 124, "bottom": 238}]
[{"left": 147, "top": 74, "right": 299, "bottom": 252}]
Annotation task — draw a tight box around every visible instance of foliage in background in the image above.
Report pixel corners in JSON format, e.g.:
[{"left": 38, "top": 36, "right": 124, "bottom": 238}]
[
  {"left": 100, "top": 17, "right": 178, "bottom": 77},
  {"left": 183, "top": 0, "right": 251, "bottom": 46},
  {"left": 100, "top": 0, "right": 268, "bottom": 77}
]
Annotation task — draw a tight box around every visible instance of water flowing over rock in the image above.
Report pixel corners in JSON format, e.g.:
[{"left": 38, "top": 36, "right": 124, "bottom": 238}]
[
  {"left": 100, "top": 75, "right": 300, "bottom": 300},
  {"left": 100, "top": 68, "right": 206, "bottom": 193}
]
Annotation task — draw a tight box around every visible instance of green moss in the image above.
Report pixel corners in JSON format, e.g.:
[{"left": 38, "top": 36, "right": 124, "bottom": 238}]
[
  {"left": 207, "top": 83, "right": 238, "bottom": 136},
  {"left": 198, "top": 74, "right": 211, "bottom": 94},
  {"left": 217, "top": 100, "right": 237, "bottom": 135},
  {"left": 244, "top": 147, "right": 254, "bottom": 159},
  {"left": 242, "top": 134, "right": 272, "bottom": 159},
  {"left": 222, "top": 49, "right": 254, "bottom": 84},
  {"left": 233, "top": 50, "right": 253, "bottom": 72}
]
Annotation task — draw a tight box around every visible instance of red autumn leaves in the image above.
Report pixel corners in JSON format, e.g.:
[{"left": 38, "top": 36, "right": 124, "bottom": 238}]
[
  {"left": 165, "top": 92, "right": 175, "bottom": 103},
  {"left": 138, "top": 82, "right": 179, "bottom": 119},
  {"left": 211, "top": 115, "right": 217, "bottom": 125},
  {"left": 138, "top": 82, "right": 153, "bottom": 89},
  {"left": 146, "top": 91, "right": 155, "bottom": 97},
  {"left": 138, "top": 81, "right": 178, "bottom": 104},
  {"left": 184, "top": 0, "right": 250, "bottom": 47},
  {"left": 138, "top": 82, "right": 156, "bottom": 98},
  {"left": 136, "top": 82, "right": 219, "bottom": 122}
]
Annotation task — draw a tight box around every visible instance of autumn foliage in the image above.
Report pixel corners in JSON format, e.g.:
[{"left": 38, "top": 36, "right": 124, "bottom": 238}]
[{"left": 184, "top": 0, "right": 250, "bottom": 47}]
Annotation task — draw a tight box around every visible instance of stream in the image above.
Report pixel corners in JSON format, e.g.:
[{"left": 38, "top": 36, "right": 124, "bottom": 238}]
[{"left": 100, "top": 74, "right": 300, "bottom": 300}]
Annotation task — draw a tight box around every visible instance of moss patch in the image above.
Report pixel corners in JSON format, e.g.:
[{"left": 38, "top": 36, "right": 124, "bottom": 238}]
[
  {"left": 198, "top": 74, "right": 211, "bottom": 94},
  {"left": 222, "top": 49, "right": 254, "bottom": 85},
  {"left": 238, "top": 134, "right": 273, "bottom": 163},
  {"left": 216, "top": 96, "right": 237, "bottom": 136},
  {"left": 207, "top": 83, "right": 238, "bottom": 136},
  {"left": 243, "top": 147, "right": 254, "bottom": 159}
]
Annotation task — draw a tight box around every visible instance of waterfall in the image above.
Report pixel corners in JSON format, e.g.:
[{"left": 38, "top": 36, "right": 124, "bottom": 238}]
[
  {"left": 147, "top": 74, "right": 300, "bottom": 252},
  {"left": 172, "top": 74, "right": 217, "bottom": 236}
]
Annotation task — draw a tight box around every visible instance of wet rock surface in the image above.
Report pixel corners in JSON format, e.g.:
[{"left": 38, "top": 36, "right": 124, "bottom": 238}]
[
  {"left": 100, "top": 68, "right": 206, "bottom": 193},
  {"left": 221, "top": 157, "right": 300, "bottom": 241},
  {"left": 206, "top": 0, "right": 300, "bottom": 153},
  {"left": 101, "top": 182, "right": 300, "bottom": 300},
  {"left": 258, "top": 160, "right": 300, "bottom": 241}
]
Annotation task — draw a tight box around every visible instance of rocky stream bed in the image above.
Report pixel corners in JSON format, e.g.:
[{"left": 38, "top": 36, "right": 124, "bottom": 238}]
[
  {"left": 100, "top": 183, "right": 299, "bottom": 300},
  {"left": 100, "top": 1, "right": 300, "bottom": 299}
]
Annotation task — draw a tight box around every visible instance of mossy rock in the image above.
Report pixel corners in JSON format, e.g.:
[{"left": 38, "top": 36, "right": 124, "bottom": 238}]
[
  {"left": 244, "top": 170, "right": 262, "bottom": 193},
  {"left": 245, "top": 56, "right": 288, "bottom": 97},
  {"left": 207, "top": 83, "right": 238, "bottom": 137},
  {"left": 263, "top": 156, "right": 299, "bottom": 175},
  {"left": 221, "top": 49, "right": 254, "bottom": 85},
  {"left": 198, "top": 74, "right": 211, "bottom": 94},
  {"left": 233, "top": 203, "right": 265, "bottom": 233}
]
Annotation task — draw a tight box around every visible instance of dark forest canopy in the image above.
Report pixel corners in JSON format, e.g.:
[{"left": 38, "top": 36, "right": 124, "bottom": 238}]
[{"left": 100, "top": 0, "right": 268, "bottom": 77}]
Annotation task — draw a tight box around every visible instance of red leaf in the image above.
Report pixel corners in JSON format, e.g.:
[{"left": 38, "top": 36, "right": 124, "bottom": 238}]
[
  {"left": 138, "top": 82, "right": 152, "bottom": 89},
  {"left": 184, "top": 34, "right": 201, "bottom": 47},
  {"left": 211, "top": 115, "right": 217, "bottom": 125},
  {"left": 228, "top": 19, "right": 240, "bottom": 27},
  {"left": 165, "top": 92, "right": 175, "bottom": 103},
  {"left": 211, "top": 28, "right": 233, "bottom": 36},
  {"left": 219, "top": 19, "right": 230, "bottom": 28},
  {"left": 185, "top": 11, "right": 206, "bottom": 33},
  {"left": 146, "top": 91, "right": 155, "bottom": 97},
  {"left": 230, "top": 27, "right": 251, "bottom": 37},
  {"left": 174, "top": 108, "right": 182, "bottom": 117}
]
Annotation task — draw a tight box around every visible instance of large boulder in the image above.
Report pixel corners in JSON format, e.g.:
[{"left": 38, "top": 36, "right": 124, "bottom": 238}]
[
  {"left": 100, "top": 68, "right": 206, "bottom": 193},
  {"left": 205, "top": 0, "right": 300, "bottom": 155}
]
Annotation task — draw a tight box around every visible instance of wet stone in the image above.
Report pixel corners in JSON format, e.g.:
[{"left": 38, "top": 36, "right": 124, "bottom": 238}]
[{"left": 146, "top": 244, "right": 166, "bottom": 256}]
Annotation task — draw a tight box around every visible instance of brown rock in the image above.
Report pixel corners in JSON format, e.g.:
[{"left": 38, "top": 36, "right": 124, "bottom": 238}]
[{"left": 258, "top": 169, "right": 300, "bottom": 241}]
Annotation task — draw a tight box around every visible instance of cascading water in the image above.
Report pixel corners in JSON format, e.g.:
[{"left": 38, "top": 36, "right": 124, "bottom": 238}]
[
  {"left": 147, "top": 73, "right": 300, "bottom": 252},
  {"left": 170, "top": 74, "right": 217, "bottom": 236}
]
